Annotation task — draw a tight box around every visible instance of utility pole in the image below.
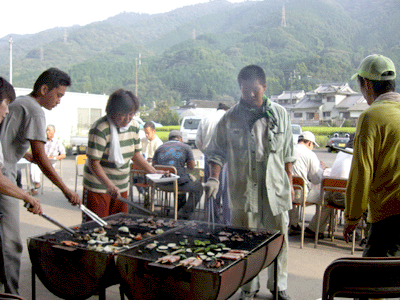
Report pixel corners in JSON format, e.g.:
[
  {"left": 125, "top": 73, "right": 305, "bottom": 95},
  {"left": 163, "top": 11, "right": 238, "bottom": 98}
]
[
  {"left": 289, "top": 70, "right": 296, "bottom": 105},
  {"left": 281, "top": 5, "right": 287, "bottom": 27},
  {"left": 9, "top": 36, "right": 13, "bottom": 84},
  {"left": 135, "top": 53, "right": 141, "bottom": 96}
]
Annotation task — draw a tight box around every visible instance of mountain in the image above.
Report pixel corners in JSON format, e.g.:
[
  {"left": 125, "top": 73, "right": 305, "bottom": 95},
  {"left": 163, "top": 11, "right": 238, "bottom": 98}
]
[{"left": 1, "top": 0, "right": 399, "bottom": 107}]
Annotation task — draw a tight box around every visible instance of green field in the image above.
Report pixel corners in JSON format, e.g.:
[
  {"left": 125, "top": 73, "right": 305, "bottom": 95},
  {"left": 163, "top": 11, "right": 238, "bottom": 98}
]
[{"left": 155, "top": 126, "right": 355, "bottom": 147}]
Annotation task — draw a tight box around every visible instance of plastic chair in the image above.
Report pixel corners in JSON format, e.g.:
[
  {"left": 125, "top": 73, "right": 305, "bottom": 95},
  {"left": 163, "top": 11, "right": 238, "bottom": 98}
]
[
  {"left": 292, "top": 176, "right": 315, "bottom": 249},
  {"left": 315, "top": 177, "right": 356, "bottom": 254},
  {"left": 129, "top": 161, "right": 150, "bottom": 205},
  {"left": 322, "top": 256, "right": 400, "bottom": 299},
  {"left": 74, "top": 154, "right": 87, "bottom": 192}
]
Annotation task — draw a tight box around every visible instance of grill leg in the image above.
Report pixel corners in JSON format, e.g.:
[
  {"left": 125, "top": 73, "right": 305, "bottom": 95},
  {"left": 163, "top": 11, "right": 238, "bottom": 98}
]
[
  {"left": 99, "top": 288, "right": 106, "bottom": 300},
  {"left": 119, "top": 285, "right": 125, "bottom": 300},
  {"left": 31, "top": 266, "right": 36, "bottom": 300},
  {"left": 273, "top": 257, "right": 278, "bottom": 300}
]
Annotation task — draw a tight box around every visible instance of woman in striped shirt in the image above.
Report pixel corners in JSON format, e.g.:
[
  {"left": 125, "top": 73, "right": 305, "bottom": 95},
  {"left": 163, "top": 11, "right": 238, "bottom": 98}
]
[{"left": 82, "top": 89, "right": 157, "bottom": 220}]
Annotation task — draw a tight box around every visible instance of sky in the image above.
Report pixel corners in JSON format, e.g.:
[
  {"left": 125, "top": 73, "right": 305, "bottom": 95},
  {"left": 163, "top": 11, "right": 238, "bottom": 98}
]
[{"left": 1, "top": 0, "right": 246, "bottom": 39}]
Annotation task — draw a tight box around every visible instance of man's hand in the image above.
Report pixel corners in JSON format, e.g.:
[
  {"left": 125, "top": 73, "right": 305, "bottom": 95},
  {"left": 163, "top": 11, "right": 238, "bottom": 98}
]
[
  {"left": 343, "top": 223, "right": 358, "bottom": 243},
  {"left": 290, "top": 185, "right": 295, "bottom": 202},
  {"left": 107, "top": 185, "right": 121, "bottom": 200},
  {"left": 25, "top": 197, "right": 43, "bottom": 215},
  {"left": 204, "top": 177, "right": 219, "bottom": 199},
  {"left": 24, "top": 152, "right": 34, "bottom": 163},
  {"left": 64, "top": 190, "right": 81, "bottom": 206}
]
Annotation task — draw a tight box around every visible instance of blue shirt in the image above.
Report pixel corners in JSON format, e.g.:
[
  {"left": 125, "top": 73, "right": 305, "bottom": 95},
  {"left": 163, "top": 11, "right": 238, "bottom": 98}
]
[{"left": 153, "top": 140, "right": 195, "bottom": 184}]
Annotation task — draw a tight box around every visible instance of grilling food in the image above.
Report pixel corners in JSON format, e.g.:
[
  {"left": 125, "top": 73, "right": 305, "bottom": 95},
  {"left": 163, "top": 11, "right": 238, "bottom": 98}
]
[
  {"left": 177, "top": 257, "right": 197, "bottom": 267},
  {"left": 209, "top": 259, "right": 224, "bottom": 268},
  {"left": 156, "top": 255, "right": 181, "bottom": 264}
]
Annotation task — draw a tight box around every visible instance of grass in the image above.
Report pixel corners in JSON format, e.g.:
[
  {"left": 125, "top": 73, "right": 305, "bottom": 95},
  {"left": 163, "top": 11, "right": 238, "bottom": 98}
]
[{"left": 154, "top": 126, "right": 355, "bottom": 146}]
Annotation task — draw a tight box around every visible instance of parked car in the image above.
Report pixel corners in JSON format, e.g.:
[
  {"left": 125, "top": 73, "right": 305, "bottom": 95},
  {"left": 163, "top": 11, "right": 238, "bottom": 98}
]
[
  {"left": 70, "top": 136, "right": 89, "bottom": 155},
  {"left": 180, "top": 116, "right": 203, "bottom": 147},
  {"left": 291, "top": 124, "right": 302, "bottom": 145},
  {"left": 326, "top": 132, "right": 350, "bottom": 152}
]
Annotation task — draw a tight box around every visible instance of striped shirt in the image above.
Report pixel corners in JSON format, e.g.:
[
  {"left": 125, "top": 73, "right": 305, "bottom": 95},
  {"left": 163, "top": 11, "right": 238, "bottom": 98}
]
[
  {"left": 83, "top": 116, "right": 142, "bottom": 193},
  {"left": 45, "top": 138, "right": 66, "bottom": 157}
]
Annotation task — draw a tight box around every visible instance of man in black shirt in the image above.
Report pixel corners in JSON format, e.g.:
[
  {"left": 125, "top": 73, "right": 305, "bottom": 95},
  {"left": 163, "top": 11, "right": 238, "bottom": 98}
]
[{"left": 153, "top": 130, "right": 203, "bottom": 219}]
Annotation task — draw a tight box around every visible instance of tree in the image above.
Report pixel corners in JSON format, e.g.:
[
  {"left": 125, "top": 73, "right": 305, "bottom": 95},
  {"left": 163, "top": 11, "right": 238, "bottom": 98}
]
[{"left": 147, "top": 101, "right": 180, "bottom": 125}]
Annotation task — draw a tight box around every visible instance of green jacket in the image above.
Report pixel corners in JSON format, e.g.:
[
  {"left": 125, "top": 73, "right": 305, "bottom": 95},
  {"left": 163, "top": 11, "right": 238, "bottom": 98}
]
[
  {"left": 206, "top": 100, "right": 295, "bottom": 216},
  {"left": 345, "top": 92, "right": 400, "bottom": 224}
]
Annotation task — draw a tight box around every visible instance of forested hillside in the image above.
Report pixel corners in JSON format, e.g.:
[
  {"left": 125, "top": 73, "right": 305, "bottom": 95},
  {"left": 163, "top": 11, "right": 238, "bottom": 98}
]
[{"left": 0, "top": 0, "right": 399, "bottom": 107}]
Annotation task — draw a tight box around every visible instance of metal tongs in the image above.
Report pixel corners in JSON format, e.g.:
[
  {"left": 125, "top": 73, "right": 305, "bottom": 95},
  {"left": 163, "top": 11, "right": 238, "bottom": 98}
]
[
  {"left": 79, "top": 204, "right": 107, "bottom": 227},
  {"left": 331, "top": 146, "right": 354, "bottom": 155},
  {"left": 117, "top": 196, "right": 157, "bottom": 216},
  {"left": 24, "top": 202, "right": 79, "bottom": 237},
  {"left": 207, "top": 196, "right": 215, "bottom": 230}
]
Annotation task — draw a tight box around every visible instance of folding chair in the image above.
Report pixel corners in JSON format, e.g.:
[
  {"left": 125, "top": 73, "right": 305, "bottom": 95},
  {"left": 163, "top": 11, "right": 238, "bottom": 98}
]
[
  {"left": 129, "top": 162, "right": 150, "bottom": 205},
  {"left": 315, "top": 177, "right": 357, "bottom": 254},
  {"left": 292, "top": 176, "right": 314, "bottom": 249},
  {"left": 74, "top": 154, "right": 87, "bottom": 192},
  {"left": 151, "top": 165, "right": 182, "bottom": 220},
  {"left": 322, "top": 256, "right": 400, "bottom": 299}
]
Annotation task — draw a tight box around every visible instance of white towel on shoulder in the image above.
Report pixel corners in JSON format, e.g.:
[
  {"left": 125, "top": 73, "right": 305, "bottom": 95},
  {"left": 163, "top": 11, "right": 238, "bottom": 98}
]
[{"left": 107, "top": 116, "right": 130, "bottom": 168}]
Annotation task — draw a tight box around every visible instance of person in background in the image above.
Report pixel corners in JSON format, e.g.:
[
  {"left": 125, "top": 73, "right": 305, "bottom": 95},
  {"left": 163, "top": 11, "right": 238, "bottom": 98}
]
[
  {"left": 29, "top": 124, "right": 66, "bottom": 195},
  {"left": 83, "top": 89, "right": 158, "bottom": 220},
  {"left": 205, "top": 65, "right": 294, "bottom": 300},
  {"left": 344, "top": 54, "right": 400, "bottom": 258},
  {"left": 0, "top": 69, "right": 77, "bottom": 295},
  {"left": 288, "top": 131, "right": 327, "bottom": 239},
  {"left": 307, "top": 134, "right": 354, "bottom": 238},
  {"left": 152, "top": 130, "right": 203, "bottom": 219},
  {"left": 196, "top": 102, "right": 230, "bottom": 224},
  {"left": 141, "top": 121, "right": 163, "bottom": 163}
]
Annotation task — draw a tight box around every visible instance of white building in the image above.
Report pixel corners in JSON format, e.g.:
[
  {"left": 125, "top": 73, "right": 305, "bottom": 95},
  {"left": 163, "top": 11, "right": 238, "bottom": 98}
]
[{"left": 14, "top": 88, "right": 108, "bottom": 146}]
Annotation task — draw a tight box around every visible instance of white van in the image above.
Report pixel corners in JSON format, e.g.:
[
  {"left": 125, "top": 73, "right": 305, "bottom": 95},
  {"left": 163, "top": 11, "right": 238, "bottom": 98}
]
[
  {"left": 291, "top": 124, "right": 302, "bottom": 145},
  {"left": 180, "top": 116, "right": 203, "bottom": 146}
]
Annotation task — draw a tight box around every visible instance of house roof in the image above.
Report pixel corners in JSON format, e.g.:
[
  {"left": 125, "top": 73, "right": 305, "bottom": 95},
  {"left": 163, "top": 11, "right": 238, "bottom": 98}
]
[
  {"left": 348, "top": 101, "right": 369, "bottom": 111},
  {"left": 306, "top": 83, "right": 355, "bottom": 95},
  {"left": 291, "top": 96, "right": 322, "bottom": 109},
  {"left": 335, "top": 93, "right": 365, "bottom": 109},
  {"left": 271, "top": 90, "right": 305, "bottom": 101}
]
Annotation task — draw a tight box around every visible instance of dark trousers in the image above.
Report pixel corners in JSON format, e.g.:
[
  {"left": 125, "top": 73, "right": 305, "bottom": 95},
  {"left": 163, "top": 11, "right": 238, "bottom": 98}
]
[
  {"left": 363, "top": 213, "right": 400, "bottom": 257},
  {"left": 157, "top": 180, "right": 203, "bottom": 218}
]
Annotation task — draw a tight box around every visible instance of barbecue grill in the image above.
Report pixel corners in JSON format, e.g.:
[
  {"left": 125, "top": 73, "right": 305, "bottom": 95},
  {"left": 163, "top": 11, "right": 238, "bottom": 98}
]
[
  {"left": 27, "top": 213, "right": 183, "bottom": 300},
  {"left": 28, "top": 214, "right": 283, "bottom": 300},
  {"left": 117, "top": 222, "right": 283, "bottom": 300}
]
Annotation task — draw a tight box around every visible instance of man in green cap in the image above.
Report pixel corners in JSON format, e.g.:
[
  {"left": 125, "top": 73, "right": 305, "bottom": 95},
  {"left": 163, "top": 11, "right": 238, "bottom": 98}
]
[{"left": 344, "top": 54, "right": 400, "bottom": 257}]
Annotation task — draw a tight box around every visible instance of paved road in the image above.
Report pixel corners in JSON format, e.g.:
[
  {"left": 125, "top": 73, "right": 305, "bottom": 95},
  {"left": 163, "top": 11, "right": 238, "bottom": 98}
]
[{"left": 16, "top": 150, "right": 354, "bottom": 300}]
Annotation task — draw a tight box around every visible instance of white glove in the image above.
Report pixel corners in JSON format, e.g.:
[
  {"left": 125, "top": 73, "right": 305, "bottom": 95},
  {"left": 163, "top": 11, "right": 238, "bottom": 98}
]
[{"left": 204, "top": 177, "right": 220, "bottom": 199}]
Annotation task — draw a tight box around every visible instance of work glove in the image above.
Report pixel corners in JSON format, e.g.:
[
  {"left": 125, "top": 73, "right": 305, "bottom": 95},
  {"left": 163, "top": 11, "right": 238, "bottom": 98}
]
[{"left": 204, "top": 177, "right": 220, "bottom": 199}]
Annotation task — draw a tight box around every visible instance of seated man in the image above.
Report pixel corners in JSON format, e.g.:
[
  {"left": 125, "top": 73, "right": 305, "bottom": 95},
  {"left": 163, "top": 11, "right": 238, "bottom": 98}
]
[
  {"left": 306, "top": 134, "right": 355, "bottom": 238},
  {"left": 141, "top": 121, "right": 163, "bottom": 163},
  {"left": 289, "top": 131, "right": 327, "bottom": 238},
  {"left": 152, "top": 130, "right": 203, "bottom": 219},
  {"left": 30, "top": 124, "right": 66, "bottom": 195}
]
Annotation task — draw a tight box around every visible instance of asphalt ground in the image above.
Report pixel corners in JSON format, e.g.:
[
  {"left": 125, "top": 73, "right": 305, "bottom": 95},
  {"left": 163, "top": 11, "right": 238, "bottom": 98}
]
[{"left": 15, "top": 149, "right": 362, "bottom": 300}]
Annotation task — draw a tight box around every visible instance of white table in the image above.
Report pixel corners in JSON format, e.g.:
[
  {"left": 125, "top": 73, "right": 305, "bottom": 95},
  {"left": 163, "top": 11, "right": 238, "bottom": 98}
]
[{"left": 17, "top": 158, "right": 32, "bottom": 191}]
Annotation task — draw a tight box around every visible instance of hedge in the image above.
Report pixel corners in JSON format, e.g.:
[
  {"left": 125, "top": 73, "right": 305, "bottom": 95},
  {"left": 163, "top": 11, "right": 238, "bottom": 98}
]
[{"left": 155, "top": 126, "right": 356, "bottom": 145}]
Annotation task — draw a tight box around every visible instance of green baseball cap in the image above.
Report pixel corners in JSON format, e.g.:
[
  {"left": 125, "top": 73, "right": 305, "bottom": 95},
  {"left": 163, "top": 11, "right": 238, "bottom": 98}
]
[{"left": 351, "top": 54, "right": 396, "bottom": 81}]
